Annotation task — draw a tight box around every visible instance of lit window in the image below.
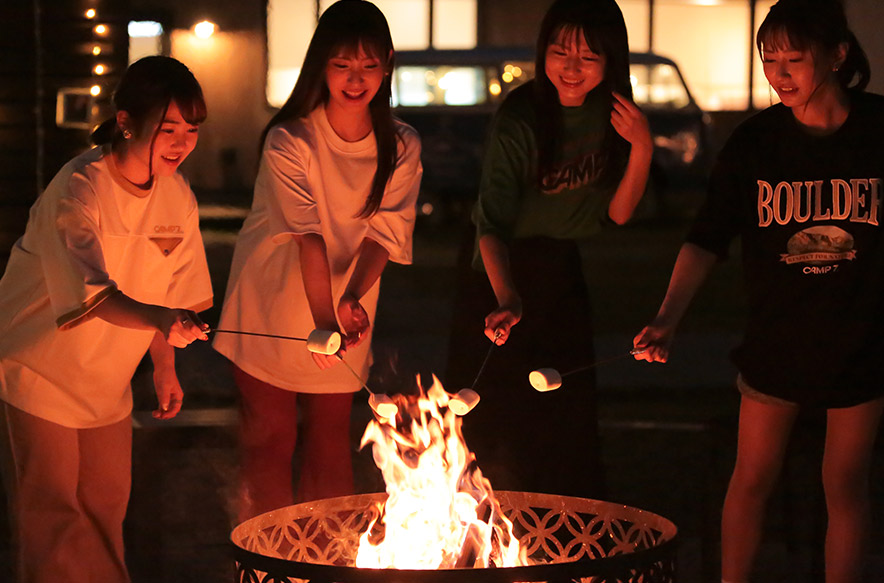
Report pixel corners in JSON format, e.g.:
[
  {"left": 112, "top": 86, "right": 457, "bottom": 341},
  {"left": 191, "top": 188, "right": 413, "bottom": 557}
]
[
  {"left": 267, "top": 0, "right": 477, "bottom": 107},
  {"left": 128, "top": 20, "right": 164, "bottom": 64}
]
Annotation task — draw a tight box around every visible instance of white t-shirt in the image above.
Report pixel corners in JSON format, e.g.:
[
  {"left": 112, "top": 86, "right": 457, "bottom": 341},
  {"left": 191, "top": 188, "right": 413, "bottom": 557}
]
[
  {"left": 0, "top": 146, "right": 213, "bottom": 428},
  {"left": 214, "top": 106, "right": 422, "bottom": 392}
]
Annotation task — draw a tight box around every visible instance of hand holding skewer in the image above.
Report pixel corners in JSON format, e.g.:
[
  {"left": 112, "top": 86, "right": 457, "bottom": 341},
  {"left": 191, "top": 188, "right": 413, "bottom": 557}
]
[{"left": 528, "top": 348, "right": 647, "bottom": 392}]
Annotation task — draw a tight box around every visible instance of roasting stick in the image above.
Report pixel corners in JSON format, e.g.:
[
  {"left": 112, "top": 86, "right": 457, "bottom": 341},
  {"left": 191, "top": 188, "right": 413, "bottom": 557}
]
[
  {"left": 529, "top": 348, "right": 647, "bottom": 392},
  {"left": 210, "top": 328, "right": 341, "bottom": 354},
  {"left": 334, "top": 353, "right": 398, "bottom": 420},
  {"left": 212, "top": 328, "right": 397, "bottom": 419},
  {"left": 449, "top": 330, "right": 502, "bottom": 416}
]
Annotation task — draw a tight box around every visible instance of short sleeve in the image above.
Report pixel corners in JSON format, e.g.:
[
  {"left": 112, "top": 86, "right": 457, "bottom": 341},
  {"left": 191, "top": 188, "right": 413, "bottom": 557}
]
[
  {"left": 685, "top": 134, "right": 745, "bottom": 260},
  {"left": 51, "top": 173, "right": 118, "bottom": 329},
  {"left": 366, "top": 127, "right": 422, "bottom": 265},
  {"left": 474, "top": 106, "right": 533, "bottom": 242},
  {"left": 261, "top": 126, "right": 323, "bottom": 245},
  {"left": 165, "top": 192, "right": 213, "bottom": 312}
]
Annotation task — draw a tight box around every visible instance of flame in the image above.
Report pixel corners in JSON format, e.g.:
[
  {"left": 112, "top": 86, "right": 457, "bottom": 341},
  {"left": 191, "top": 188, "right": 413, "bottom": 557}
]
[{"left": 355, "top": 376, "right": 528, "bottom": 569}]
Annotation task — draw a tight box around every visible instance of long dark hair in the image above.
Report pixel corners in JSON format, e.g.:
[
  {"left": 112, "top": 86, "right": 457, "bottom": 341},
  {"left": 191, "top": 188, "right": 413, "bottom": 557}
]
[
  {"left": 91, "top": 56, "right": 207, "bottom": 146},
  {"left": 757, "top": 0, "right": 870, "bottom": 92},
  {"left": 532, "top": 0, "right": 632, "bottom": 189},
  {"left": 260, "top": 0, "right": 398, "bottom": 218}
]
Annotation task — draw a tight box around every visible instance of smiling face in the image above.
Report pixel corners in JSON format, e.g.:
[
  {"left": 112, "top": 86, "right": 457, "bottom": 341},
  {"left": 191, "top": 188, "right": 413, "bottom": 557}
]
[
  {"left": 118, "top": 101, "right": 200, "bottom": 184},
  {"left": 544, "top": 26, "right": 606, "bottom": 107},
  {"left": 324, "top": 42, "right": 387, "bottom": 116}
]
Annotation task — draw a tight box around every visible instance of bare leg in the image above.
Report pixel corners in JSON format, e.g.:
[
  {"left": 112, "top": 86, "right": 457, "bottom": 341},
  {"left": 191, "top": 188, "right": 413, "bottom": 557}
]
[
  {"left": 721, "top": 395, "right": 799, "bottom": 582},
  {"left": 822, "top": 396, "right": 884, "bottom": 583},
  {"left": 296, "top": 392, "right": 354, "bottom": 502},
  {"left": 234, "top": 365, "right": 298, "bottom": 521}
]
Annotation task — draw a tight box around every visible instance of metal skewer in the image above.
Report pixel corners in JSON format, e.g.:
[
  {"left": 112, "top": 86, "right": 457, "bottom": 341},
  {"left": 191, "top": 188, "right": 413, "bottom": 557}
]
[
  {"left": 470, "top": 330, "right": 502, "bottom": 390},
  {"left": 529, "top": 348, "right": 646, "bottom": 392},
  {"left": 211, "top": 329, "right": 310, "bottom": 342},
  {"left": 559, "top": 348, "right": 646, "bottom": 378}
]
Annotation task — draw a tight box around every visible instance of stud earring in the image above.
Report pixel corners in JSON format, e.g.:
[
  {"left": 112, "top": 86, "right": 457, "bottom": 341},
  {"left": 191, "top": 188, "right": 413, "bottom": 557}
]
[{"left": 122, "top": 129, "right": 133, "bottom": 139}]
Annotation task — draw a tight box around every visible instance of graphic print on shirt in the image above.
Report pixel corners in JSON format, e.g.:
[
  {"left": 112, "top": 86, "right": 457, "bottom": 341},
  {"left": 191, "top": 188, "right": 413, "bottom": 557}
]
[
  {"left": 756, "top": 177, "right": 881, "bottom": 274},
  {"left": 541, "top": 149, "right": 605, "bottom": 195}
]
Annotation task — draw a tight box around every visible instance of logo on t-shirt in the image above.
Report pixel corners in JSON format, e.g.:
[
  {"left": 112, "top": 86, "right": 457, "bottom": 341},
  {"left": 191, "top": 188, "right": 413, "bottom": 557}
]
[
  {"left": 780, "top": 226, "right": 856, "bottom": 274},
  {"left": 149, "top": 237, "right": 183, "bottom": 256},
  {"left": 541, "top": 151, "right": 604, "bottom": 195}
]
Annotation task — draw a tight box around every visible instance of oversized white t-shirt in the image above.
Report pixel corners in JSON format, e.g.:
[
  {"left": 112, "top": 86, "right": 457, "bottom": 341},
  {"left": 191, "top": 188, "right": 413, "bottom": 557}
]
[
  {"left": 0, "top": 146, "right": 213, "bottom": 428},
  {"left": 214, "top": 106, "right": 422, "bottom": 392}
]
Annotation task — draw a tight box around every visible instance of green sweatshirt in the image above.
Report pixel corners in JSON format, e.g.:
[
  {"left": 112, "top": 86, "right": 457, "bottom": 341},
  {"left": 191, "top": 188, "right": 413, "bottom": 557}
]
[{"left": 473, "top": 81, "right": 615, "bottom": 246}]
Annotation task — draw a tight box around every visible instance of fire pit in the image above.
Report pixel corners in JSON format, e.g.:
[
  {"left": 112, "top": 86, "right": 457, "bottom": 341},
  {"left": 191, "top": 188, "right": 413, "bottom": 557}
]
[{"left": 231, "top": 490, "right": 677, "bottom": 582}]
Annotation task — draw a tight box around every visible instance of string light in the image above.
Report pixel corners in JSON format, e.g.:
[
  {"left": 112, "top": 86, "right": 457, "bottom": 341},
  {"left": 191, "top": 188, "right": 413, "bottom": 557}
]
[{"left": 85, "top": 8, "right": 96, "bottom": 19}]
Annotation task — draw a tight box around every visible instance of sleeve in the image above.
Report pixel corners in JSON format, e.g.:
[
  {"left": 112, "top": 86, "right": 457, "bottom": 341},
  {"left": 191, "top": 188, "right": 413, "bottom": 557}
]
[
  {"left": 684, "top": 132, "right": 746, "bottom": 260},
  {"left": 366, "top": 127, "right": 422, "bottom": 265},
  {"left": 260, "top": 125, "right": 323, "bottom": 245},
  {"left": 473, "top": 106, "right": 533, "bottom": 242},
  {"left": 50, "top": 173, "right": 119, "bottom": 330},
  {"left": 165, "top": 189, "right": 213, "bottom": 312}
]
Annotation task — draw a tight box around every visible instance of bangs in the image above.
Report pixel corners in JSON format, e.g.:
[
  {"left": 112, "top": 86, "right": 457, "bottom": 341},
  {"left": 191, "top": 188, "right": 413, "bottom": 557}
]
[
  {"left": 551, "top": 23, "right": 604, "bottom": 55},
  {"left": 173, "top": 93, "right": 208, "bottom": 125},
  {"left": 757, "top": 24, "right": 809, "bottom": 55},
  {"left": 331, "top": 35, "right": 389, "bottom": 62}
]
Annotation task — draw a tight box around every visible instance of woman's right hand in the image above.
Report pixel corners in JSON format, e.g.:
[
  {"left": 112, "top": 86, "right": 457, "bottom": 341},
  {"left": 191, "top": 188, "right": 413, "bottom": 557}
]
[
  {"left": 484, "top": 301, "right": 522, "bottom": 345},
  {"left": 159, "top": 309, "right": 209, "bottom": 348},
  {"left": 632, "top": 320, "right": 674, "bottom": 363}
]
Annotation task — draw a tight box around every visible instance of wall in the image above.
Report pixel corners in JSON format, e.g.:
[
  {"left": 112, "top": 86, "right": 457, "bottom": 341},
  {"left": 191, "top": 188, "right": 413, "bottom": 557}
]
[
  {"left": 172, "top": 29, "right": 269, "bottom": 193},
  {"left": 846, "top": 0, "right": 884, "bottom": 95}
]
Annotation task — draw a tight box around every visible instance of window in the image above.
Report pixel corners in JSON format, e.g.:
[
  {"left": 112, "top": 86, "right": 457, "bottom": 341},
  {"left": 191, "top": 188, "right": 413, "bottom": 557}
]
[
  {"left": 267, "top": 0, "right": 477, "bottom": 107},
  {"left": 128, "top": 21, "right": 164, "bottom": 64}
]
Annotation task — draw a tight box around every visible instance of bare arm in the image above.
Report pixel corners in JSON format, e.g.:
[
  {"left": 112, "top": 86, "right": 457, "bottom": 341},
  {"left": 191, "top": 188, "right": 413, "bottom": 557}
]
[
  {"left": 148, "top": 332, "right": 183, "bottom": 419},
  {"left": 633, "top": 242, "right": 719, "bottom": 362},
  {"left": 337, "top": 238, "right": 390, "bottom": 349},
  {"left": 90, "top": 290, "right": 208, "bottom": 348},
  {"left": 478, "top": 233, "right": 522, "bottom": 345},
  {"left": 607, "top": 92, "right": 654, "bottom": 225},
  {"left": 295, "top": 233, "right": 343, "bottom": 368}
]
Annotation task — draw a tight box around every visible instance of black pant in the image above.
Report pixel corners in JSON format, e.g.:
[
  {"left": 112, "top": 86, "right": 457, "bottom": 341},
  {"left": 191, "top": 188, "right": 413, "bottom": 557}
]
[{"left": 444, "top": 230, "right": 605, "bottom": 499}]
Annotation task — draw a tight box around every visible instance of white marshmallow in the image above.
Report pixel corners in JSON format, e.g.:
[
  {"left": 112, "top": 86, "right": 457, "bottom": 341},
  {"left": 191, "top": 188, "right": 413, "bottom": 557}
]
[
  {"left": 306, "top": 329, "right": 342, "bottom": 355},
  {"left": 449, "top": 389, "right": 480, "bottom": 415},
  {"left": 368, "top": 394, "right": 398, "bottom": 420},
  {"left": 529, "top": 368, "right": 562, "bottom": 392}
]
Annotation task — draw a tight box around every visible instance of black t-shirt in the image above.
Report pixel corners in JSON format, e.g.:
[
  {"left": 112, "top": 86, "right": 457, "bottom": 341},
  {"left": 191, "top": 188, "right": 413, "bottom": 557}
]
[{"left": 687, "top": 91, "right": 884, "bottom": 407}]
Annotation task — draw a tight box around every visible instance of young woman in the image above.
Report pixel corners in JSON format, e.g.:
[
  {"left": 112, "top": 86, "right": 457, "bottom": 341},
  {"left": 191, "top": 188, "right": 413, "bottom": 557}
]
[
  {"left": 0, "top": 56, "right": 212, "bottom": 583},
  {"left": 633, "top": 1, "right": 883, "bottom": 580},
  {"left": 446, "top": 0, "right": 651, "bottom": 498},
  {"left": 214, "top": 0, "right": 421, "bottom": 519}
]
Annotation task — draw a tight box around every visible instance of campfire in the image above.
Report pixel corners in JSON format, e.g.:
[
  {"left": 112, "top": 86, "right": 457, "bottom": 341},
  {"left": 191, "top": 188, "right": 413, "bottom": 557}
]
[
  {"left": 355, "top": 376, "right": 526, "bottom": 570},
  {"left": 231, "top": 378, "right": 678, "bottom": 582}
]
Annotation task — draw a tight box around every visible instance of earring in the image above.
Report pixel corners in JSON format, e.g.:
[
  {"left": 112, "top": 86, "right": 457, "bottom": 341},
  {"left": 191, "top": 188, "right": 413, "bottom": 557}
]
[
  {"left": 122, "top": 129, "right": 133, "bottom": 139},
  {"left": 833, "top": 65, "right": 841, "bottom": 72}
]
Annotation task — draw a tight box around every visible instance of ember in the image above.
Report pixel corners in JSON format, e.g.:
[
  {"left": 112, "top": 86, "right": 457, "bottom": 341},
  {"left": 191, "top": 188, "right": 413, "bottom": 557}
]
[{"left": 355, "top": 377, "right": 526, "bottom": 569}]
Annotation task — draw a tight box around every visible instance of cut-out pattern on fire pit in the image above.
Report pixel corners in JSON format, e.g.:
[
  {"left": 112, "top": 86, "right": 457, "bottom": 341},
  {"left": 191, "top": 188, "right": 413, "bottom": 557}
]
[{"left": 231, "top": 491, "right": 677, "bottom": 583}]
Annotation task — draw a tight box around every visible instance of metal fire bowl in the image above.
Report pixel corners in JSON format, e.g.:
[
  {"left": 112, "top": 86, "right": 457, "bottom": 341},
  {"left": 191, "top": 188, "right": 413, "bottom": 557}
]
[{"left": 231, "top": 491, "right": 677, "bottom": 583}]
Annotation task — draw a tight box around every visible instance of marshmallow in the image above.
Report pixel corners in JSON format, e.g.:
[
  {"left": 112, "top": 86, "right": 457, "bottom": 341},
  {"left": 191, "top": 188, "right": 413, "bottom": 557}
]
[
  {"left": 529, "top": 368, "right": 562, "bottom": 392},
  {"left": 306, "top": 329, "right": 342, "bottom": 355},
  {"left": 368, "top": 393, "right": 398, "bottom": 420},
  {"left": 449, "top": 389, "right": 480, "bottom": 415}
]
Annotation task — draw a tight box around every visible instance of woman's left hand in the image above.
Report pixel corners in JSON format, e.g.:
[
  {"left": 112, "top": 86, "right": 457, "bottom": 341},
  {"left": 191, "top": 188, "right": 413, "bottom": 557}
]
[
  {"left": 611, "top": 92, "right": 652, "bottom": 150},
  {"left": 152, "top": 364, "right": 184, "bottom": 419},
  {"left": 338, "top": 294, "right": 370, "bottom": 349}
]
